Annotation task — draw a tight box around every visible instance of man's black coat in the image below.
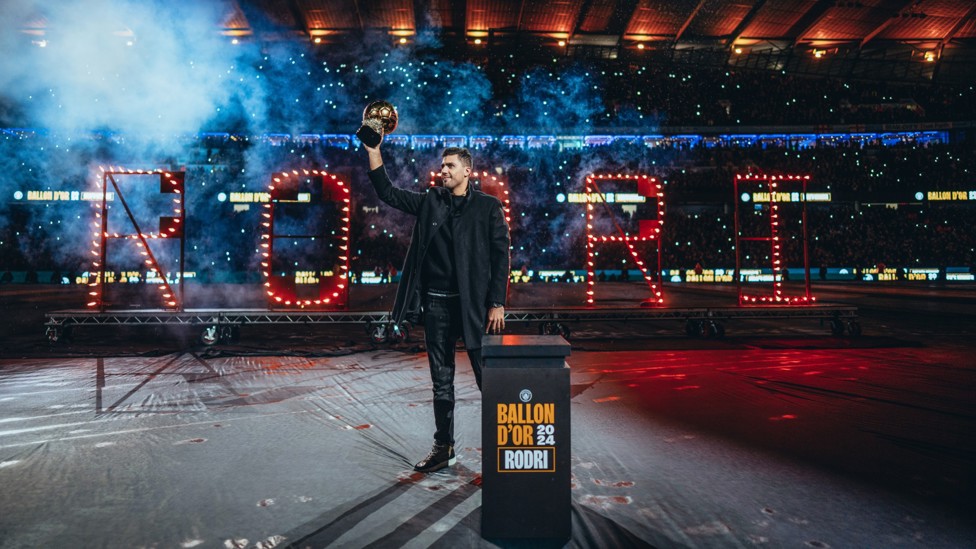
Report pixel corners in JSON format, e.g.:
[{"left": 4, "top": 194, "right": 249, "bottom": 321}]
[{"left": 368, "top": 166, "right": 510, "bottom": 348}]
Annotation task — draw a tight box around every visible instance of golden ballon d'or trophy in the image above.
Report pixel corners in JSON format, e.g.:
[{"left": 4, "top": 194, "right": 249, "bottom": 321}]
[{"left": 356, "top": 100, "right": 398, "bottom": 147}]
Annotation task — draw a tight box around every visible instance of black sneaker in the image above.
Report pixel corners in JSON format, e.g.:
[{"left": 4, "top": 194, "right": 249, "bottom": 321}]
[{"left": 414, "top": 442, "right": 456, "bottom": 473}]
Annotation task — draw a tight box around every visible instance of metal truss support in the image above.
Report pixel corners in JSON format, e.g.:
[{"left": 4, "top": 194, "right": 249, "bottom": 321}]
[{"left": 44, "top": 304, "right": 859, "bottom": 344}]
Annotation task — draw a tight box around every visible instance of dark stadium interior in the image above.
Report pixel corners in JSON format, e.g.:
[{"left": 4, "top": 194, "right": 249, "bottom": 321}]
[{"left": 2, "top": 1, "right": 976, "bottom": 548}]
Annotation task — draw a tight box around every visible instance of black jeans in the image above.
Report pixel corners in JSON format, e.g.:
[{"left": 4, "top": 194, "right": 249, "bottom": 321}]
[{"left": 424, "top": 293, "right": 483, "bottom": 446}]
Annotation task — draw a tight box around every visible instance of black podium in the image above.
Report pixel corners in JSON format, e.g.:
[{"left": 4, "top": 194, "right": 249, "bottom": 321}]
[{"left": 481, "top": 335, "right": 572, "bottom": 540}]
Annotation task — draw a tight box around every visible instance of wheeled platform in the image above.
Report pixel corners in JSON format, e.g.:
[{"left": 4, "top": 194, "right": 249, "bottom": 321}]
[{"left": 43, "top": 304, "right": 860, "bottom": 344}]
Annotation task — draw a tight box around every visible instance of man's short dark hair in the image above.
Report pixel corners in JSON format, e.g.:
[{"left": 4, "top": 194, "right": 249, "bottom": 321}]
[{"left": 442, "top": 147, "right": 473, "bottom": 170}]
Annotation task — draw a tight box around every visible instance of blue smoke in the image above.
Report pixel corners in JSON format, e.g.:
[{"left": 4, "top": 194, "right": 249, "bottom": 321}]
[
  {"left": 510, "top": 64, "right": 604, "bottom": 134},
  {"left": 0, "top": 1, "right": 648, "bottom": 293},
  {"left": 0, "top": 0, "right": 255, "bottom": 150}
]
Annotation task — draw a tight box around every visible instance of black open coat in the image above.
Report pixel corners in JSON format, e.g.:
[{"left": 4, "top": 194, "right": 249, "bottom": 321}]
[{"left": 368, "top": 166, "right": 511, "bottom": 348}]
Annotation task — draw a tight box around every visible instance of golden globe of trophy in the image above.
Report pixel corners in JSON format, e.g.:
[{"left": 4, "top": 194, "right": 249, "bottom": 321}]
[{"left": 356, "top": 100, "right": 398, "bottom": 147}]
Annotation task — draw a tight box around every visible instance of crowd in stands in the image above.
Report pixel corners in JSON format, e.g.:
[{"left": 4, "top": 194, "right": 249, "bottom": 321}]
[
  {"left": 477, "top": 56, "right": 976, "bottom": 128},
  {"left": 599, "top": 65, "right": 976, "bottom": 127},
  {"left": 3, "top": 135, "right": 975, "bottom": 282},
  {"left": 3, "top": 56, "right": 976, "bottom": 282}
]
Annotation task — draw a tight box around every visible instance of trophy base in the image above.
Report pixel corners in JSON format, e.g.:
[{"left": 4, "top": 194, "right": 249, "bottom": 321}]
[{"left": 356, "top": 125, "right": 382, "bottom": 148}]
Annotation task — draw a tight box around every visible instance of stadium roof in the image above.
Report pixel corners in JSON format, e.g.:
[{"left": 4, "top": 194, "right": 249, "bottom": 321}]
[
  {"left": 17, "top": 1, "right": 976, "bottom": 47},
  {"left": 221, "top": 0, "right": 976, "bottom": 49},
  {"left": 16, "top": 1, "right": 976, "bottom": 82}
]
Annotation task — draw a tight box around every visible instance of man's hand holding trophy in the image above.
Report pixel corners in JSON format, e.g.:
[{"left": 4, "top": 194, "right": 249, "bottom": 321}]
[{"left": 356, "top": 100, "right": 398, "bottom": 148}]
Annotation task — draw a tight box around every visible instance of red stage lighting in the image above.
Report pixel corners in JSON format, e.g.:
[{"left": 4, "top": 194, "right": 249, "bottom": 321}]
[
  {"left": 261, "top": 169, "right": 351, "bottom": 309},
  {"left": 158, "top": 216, "right": 183, "bottom": 238},
  {"left": 160, "top": 171, "right": 184, "bottom": 194},
  {"left": 734, "top": 174, "right": 816, "bottom": 306},
  {"left": 584, "top": 174, "right": 664, "bottom": 307},
  {"left": 87, "top": 167, "right": 186, "bottom": 311}
]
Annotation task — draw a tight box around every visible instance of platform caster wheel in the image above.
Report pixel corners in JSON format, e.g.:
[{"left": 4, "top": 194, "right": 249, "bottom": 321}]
[
  {"left": 369, "top": 323, "right": 389, "bottom": 344},
  {"left": 829, "top": 318, "right": 845, "bottom": 336},
  {"left": 847, "top": 320, "right": 861, "bottom": 337},
  {"left": 709, "top": 321, "right": 725, "bottom": 338},
  {"left": 219, "top": 325, "right": 239, "bottom": 343},
  {"left": 538, "top": 321, "right": 568, "bottom": 338},
  {"left": 700, "top": 320, "right": 714, "bottom": 338},
  {"left": 200, "top": 325, "right": 220, "bottom": 346},
  {"left": 389, "top": 322, "right": 409, "bottom": 343},
  {"left": 45, "top": 326, "right": 62, "bottom": 344}
]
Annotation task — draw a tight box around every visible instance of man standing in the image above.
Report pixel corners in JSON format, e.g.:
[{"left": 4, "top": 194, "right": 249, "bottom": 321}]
[{"left": 364, "top": 139, "right": 510, "bottom": 473}]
